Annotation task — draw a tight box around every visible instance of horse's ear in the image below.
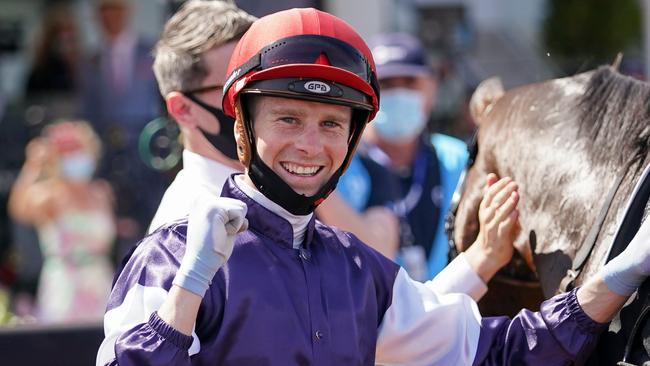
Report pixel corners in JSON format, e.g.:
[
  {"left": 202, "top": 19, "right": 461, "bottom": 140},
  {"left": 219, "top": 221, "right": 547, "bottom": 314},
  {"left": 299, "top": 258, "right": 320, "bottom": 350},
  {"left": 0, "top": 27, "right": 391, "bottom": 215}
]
[
  {"left": 611, "top": 52, "right": 623, "bottom": 71},
  {"left": 470, "top": 77, "right": 505, "bottom": 125}
]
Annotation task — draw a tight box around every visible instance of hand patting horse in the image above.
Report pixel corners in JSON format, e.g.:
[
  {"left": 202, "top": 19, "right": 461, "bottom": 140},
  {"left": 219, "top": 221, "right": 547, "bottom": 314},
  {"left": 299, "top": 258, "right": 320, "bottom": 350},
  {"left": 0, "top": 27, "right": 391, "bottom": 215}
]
[{"left": 449, "top": 66, "right": 650, "bottom": 365}]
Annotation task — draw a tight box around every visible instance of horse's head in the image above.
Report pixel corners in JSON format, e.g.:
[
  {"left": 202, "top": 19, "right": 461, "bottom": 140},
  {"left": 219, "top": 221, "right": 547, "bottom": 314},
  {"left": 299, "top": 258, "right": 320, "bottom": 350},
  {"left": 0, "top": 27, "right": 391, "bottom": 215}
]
[
  {"left": 450, "top": 69, "right": 623, "bottom": 297},
  {"left": 449, "top": 64, "right": 650, "bottom": 361}
]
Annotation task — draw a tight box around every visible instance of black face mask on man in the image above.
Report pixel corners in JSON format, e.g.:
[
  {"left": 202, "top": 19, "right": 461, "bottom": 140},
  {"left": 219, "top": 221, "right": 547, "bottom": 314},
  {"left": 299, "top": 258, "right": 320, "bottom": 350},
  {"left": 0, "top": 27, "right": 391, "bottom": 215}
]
[{"left": 183, "top": 93, "right": 238, "bottom": 160}]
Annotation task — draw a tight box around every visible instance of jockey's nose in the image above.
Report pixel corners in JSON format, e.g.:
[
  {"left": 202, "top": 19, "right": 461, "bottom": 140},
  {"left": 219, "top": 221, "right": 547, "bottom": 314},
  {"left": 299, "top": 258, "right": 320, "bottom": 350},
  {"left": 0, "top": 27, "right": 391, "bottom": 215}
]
[{"left": 294, "top": 123, "right": 324, "bottom": 156}]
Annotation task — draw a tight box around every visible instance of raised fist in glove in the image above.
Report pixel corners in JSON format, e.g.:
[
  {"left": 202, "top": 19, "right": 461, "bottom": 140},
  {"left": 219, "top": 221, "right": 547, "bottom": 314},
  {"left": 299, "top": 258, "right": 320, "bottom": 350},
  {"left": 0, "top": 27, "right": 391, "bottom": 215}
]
[{"left": 173, "top": 196, "right": 248, "bottom": 297}]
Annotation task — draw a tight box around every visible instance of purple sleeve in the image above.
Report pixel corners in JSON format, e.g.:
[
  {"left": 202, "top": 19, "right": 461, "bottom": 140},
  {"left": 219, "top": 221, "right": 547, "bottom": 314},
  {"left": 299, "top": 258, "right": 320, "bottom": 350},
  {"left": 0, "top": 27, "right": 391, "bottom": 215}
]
[
  {"left": 472, "top": 288, "right": 607, "bottom": 366},
  {"left": 110, "top": 312, "right": 193, "bottom": 366},
  {"left": 97, "top": 224, "right": 206, "bottom": 366}
]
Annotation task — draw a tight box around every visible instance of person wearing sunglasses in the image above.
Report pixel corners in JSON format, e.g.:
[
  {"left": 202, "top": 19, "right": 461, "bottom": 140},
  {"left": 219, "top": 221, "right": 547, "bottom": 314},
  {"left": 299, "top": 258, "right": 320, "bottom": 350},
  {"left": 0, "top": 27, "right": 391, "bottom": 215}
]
[
  {"left": 145, "top": 1, "right": 256, "bottom": 234},
  {"left": 98, "top": 8, "right": 650, "bottom": 366}
]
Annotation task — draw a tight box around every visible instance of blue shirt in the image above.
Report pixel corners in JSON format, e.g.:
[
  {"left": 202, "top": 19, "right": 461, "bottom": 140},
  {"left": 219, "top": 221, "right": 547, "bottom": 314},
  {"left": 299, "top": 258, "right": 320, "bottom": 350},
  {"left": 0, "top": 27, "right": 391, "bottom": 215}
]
[{"left": 339, "top": 133, "right": 468, "bottom": 278}]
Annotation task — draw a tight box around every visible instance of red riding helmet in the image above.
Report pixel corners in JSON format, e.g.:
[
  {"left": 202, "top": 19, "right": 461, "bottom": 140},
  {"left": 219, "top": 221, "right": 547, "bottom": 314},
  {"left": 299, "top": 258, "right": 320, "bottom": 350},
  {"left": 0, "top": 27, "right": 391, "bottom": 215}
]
[
  {"left": 221, "top": 8, "right": 381, "bottom": 215},
  {"left": 222, "top": 8, "right": 380, "bottom": 121}
]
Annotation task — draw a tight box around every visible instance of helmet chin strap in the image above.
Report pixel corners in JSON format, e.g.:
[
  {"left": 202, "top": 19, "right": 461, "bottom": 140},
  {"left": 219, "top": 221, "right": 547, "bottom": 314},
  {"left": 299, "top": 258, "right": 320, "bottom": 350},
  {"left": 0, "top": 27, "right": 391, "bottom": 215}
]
[
  {"left": 247, "top": 152, "right": 341, "bottom": 215},
  {"left": 239, "top": 101, "right": 367, "bottom": 216}
]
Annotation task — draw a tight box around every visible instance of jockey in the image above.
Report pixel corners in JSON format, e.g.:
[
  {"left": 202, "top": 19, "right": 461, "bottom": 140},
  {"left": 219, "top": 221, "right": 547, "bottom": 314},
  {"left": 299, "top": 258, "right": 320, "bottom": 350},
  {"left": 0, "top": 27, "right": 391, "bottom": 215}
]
[{"left": 98, "top": 8, "right": 650, "bottom": 366}]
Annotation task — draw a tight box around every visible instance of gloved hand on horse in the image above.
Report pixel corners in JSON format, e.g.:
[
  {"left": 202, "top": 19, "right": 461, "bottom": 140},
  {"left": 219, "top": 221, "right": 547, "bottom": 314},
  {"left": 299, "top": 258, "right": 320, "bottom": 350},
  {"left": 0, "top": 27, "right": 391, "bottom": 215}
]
[
  {"left": 601, "top": 215, "right": 650, "bottom": 296},
  {"left": 173, "top": 196, "right": 249, "bottom": 297}
]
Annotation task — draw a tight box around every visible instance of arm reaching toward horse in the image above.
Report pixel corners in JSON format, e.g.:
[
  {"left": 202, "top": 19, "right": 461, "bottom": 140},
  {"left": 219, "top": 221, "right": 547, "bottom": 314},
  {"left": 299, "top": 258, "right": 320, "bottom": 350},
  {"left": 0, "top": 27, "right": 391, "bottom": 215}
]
[
  {"left": 378, "top": 175, "right": 606, "bottom": 365},
  {"left": 464, "top": 175, "right": 628, "bottom": 323},
  {"left": 576, "top": 276, "right": 627, "bottom": 323},
  {"left": 467, "top": 173, "right": 650, "bottom": 364},
  {"left": 459, "top": 175, "right": 607, "bottom": 365}
]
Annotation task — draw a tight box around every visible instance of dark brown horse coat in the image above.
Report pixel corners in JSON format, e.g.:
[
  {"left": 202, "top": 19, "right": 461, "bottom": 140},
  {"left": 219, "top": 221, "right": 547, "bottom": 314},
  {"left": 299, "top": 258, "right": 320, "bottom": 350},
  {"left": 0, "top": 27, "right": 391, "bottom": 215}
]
[{"left": 452, "top": 66, "right": 650, "bottom": 364}]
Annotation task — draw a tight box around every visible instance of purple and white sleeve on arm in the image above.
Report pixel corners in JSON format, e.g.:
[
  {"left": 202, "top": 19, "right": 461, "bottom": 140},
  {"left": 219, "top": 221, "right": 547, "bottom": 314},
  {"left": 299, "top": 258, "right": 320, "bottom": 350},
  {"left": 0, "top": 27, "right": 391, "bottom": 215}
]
[
  {"left": 428, "top": 252, "right": 487, "bottom": 301},
  {"left": 472, "top": 289, "right": 606, "bottom": 365},
  {"left": 96, "top": 236, "right": 202, "bottom": 366},
  {"left": 375, "top": 267, "right": 483, "bottom": 365},
  {"left": 376, "top": 269, "right": 606, "bottom": 365}
]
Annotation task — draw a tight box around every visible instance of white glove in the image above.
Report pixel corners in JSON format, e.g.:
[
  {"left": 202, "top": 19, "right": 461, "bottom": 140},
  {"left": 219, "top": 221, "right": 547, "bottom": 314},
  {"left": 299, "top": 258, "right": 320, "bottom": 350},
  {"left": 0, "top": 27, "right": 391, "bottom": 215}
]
[
  {"left": 601, "top": 215, "right": 650, "bottom": 296},
  {"left": 173, "top": 196, "right": 248, "bottom": 297}
]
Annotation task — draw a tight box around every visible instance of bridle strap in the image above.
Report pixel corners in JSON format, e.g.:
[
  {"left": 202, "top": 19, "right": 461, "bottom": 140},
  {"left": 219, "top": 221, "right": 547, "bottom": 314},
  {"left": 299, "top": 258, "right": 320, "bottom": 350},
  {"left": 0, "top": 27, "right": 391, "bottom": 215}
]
[
  {"left": 445, "top": 130, "right": 479, "bottom": 260},
  {"left": 558, "top": 155, "right": 643, "bottom": 293}
]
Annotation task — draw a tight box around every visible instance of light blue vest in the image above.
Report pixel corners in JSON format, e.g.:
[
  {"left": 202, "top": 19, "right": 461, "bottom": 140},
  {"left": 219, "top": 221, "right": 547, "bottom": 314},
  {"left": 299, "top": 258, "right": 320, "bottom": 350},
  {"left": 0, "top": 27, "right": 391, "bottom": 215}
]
[
  {"left": 337, "top": 133, "right": 468, "bottom": 279},
  {"left": 427, "top": 133, "right": 468, "bottom": 277}
]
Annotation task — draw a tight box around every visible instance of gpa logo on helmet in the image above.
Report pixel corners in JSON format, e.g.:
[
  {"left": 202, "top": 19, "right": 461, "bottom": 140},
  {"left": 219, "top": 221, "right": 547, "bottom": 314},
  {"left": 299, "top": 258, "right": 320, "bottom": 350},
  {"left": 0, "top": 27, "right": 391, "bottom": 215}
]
[{"left": 304, "top": 81, "right": 331, "bottom": 94}]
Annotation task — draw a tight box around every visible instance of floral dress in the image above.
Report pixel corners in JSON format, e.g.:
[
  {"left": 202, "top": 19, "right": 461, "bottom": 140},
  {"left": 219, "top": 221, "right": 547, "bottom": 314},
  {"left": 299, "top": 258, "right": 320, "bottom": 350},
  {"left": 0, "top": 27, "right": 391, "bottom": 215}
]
[{"left": 36, "top": 209, "right": 115, "bottom": 323}]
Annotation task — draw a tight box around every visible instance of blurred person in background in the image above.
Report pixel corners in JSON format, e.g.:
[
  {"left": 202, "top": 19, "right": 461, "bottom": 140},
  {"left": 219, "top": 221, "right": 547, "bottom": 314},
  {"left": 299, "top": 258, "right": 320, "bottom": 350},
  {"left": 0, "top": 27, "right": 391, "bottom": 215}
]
[
  {"left": 26, "top": 2, "right": 81, "bottom": 113},
  {"left": 8, "top": 121, "right": 116, "bottom": 324},
  {"left": 147, "top": 0, "right": 255, "bottom": 234},
  {"left": 315, "top": 154, "right": 401, "bottom": 258},
  {"left": 357, "top": 33, "right": 469, "bottom": 281},
  {"left": 4, "top": 4, "right": 85, "bottom": 316},
  {"left": 20, "top": 1, "right": 84, "bottom": 167},
  {"left": 81, "top": 0, "right": 159, "bottom": 135},
  {"left": 80, "top": 0, "right": 165, "bottom": 259},
  {"left": 0, "top": 93, "right": 43, "bottom": 323}
]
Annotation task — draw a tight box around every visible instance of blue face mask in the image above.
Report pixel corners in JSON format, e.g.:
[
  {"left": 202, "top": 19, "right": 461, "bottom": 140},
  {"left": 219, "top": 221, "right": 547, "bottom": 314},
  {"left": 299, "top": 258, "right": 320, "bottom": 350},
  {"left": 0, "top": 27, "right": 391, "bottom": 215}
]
[
  {"left": 372, "top": 88, "right": 427, "bottom": 142},
  {"left": 59, "top": 152, "right": 96, "bottom": 182}
]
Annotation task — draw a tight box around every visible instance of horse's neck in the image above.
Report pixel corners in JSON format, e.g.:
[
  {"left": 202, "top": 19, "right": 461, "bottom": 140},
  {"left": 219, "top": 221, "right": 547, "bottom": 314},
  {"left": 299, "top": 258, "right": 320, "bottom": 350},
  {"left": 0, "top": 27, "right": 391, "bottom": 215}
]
[
  {"left": 578, "top": 155, "right": 650, "bottom": 285},
  {"left": 500, "top": 134, "right": 619, "bottom": 296},
  {"left": 520, "top": 151, "right": 650, "bottom": 294}
]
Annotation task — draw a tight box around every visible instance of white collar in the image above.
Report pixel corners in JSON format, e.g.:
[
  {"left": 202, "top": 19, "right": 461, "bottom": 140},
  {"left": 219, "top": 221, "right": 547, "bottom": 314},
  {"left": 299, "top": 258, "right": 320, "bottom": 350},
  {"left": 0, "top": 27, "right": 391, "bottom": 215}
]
[
  {"left": 234, "top": 174, "right": 312, "bottom": 249},
  {"left": 183, "top": 150, "right": 237, "bottom": 192}
]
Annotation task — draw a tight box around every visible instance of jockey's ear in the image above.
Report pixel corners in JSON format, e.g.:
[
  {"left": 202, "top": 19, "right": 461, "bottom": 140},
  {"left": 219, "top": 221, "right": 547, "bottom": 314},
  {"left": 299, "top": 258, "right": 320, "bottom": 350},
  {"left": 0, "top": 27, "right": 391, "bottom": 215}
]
[{"left": 470, "top": 77, "right": 505, "bottom": 125}]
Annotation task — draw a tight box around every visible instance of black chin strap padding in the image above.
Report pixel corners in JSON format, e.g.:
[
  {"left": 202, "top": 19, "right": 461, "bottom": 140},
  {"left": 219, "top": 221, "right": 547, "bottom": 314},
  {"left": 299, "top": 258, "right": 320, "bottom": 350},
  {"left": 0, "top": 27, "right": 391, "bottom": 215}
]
[{"left": 248, "top": 152, "right": 332, "bottom": 215}]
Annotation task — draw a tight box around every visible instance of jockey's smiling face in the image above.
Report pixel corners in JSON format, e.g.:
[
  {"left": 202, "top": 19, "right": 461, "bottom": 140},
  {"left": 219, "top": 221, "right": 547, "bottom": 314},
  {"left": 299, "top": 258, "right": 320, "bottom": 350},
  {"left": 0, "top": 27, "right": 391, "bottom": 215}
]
[{"left": 249, "top": 96, "right": 352, "bottom": 196}]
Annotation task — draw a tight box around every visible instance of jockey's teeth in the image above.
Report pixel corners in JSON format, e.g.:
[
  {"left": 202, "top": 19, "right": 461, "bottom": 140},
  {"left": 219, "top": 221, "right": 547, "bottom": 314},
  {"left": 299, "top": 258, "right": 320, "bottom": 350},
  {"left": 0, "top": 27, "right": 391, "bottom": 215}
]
[{"left": 283, "top": 163, "right": 319, "bottom": 175}]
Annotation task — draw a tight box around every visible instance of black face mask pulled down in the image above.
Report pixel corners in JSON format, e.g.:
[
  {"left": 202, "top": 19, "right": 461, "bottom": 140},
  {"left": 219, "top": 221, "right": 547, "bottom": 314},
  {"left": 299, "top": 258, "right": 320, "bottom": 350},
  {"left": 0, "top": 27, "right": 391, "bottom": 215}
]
[{"left": 184, "top": 93, "right": 238, "bottom": 160}]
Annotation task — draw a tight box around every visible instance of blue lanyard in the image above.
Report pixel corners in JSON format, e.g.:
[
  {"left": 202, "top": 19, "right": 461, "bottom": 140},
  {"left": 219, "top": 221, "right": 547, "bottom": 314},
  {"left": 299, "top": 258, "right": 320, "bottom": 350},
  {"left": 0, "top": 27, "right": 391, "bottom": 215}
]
[
  {"left": 366, "top": 142, "right": 428, "bottom": 216},
  {"left": 393, "top": 144, "right": 428, "bottom": 216}
]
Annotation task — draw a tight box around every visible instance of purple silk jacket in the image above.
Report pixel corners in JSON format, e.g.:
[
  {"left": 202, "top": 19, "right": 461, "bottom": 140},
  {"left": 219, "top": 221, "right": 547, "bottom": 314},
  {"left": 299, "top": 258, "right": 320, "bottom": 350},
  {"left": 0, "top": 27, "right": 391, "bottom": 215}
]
[{"left": 98, "top": 177, "right": 606, "bottom": 365}]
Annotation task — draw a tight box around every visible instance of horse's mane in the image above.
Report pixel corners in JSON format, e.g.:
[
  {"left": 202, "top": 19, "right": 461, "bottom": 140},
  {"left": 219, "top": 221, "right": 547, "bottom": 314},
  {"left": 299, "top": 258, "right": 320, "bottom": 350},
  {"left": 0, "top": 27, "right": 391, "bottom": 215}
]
[{"left": 579, "top": 66, "right": 650, "bottom": 165}]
